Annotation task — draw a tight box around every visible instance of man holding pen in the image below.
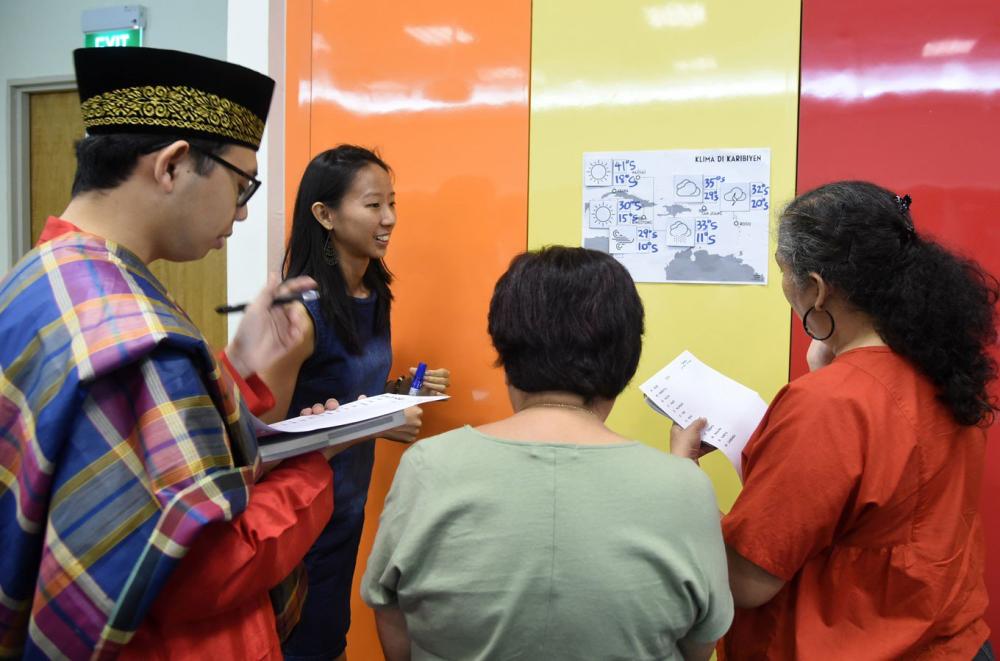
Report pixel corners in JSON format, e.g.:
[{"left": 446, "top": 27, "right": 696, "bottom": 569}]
[{"left": 0, "top": 47, "right": 344, "bottom": 658}]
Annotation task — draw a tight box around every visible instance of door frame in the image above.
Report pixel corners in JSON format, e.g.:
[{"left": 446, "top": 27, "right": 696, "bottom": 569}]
[{"left": 7, "top": 76, "right": 76, "bottom": 264}]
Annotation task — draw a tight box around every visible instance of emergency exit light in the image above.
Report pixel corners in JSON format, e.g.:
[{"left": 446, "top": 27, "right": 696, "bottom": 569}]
[
  {"left": 84, "top": 28, "right": 143, "bottom": 48},
  {"left": 82, "top": 5, "right": 146, "bottom": 48}
]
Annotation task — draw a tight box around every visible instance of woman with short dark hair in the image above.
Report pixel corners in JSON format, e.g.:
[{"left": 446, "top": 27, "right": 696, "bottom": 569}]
[
  {"left": 362, "top": 246, "right": 733, "bottom": 661},
  {"left": 673, "top": 181, "right": 997, "bottom": 660}
]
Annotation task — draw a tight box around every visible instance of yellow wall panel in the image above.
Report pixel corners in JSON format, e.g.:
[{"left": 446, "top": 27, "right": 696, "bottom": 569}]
[{"left": 528, "top": 0, "right": 802, "bottom": 508}]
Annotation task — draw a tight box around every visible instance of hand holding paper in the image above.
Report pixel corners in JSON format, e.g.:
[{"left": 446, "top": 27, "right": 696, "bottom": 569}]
[
  {"left": 669, "top": 417, "right": 714, "bottom": 462},
  {"left": 299, "top": 398, "right": 340, "bottom": 417},
  {"left": 382, "top": 405, "right": 424, "bottom": 443},
  {"left": 258, "top": 393, "right": 448, "bottom": 435},
  {"left": 253, "top": 393, "right": 449, "bottom": 462},
  {"left": 640, "top": 350, "right": 768, "bottom": 479}
]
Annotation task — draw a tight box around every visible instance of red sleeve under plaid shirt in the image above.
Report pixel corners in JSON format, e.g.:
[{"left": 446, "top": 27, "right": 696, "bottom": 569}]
[{"left": 116, "top": 350, "right": 333, "bottom": 658}]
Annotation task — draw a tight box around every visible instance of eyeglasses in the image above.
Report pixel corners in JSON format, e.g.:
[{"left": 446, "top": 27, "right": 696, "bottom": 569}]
[{"left": 190, "top": 147, "right": 262, "bottom": 207}]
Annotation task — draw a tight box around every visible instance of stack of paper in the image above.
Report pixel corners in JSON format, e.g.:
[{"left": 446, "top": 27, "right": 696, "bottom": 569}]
[
  {"left": 253, "top": 393, "right": 449, "bottom": 462},
  {"left": 640, "top": 351, "right": 767, "bottom": 478}
]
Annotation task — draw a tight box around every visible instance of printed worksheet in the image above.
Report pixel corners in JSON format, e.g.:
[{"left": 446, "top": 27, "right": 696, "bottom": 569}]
[
  {"left": 582, "top": 148, "right": 771, "bottom": 284},
  {"left": 254, "top": 393, "right": 449, "bottom": 436},
  {"left": 640, "top": 351, "right": 768, "bottom": 478}
]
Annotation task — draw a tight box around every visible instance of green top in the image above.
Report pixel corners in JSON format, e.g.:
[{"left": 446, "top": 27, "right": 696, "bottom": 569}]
[{"left": 361, "top": 425, "right": 733, "bottom": 660}]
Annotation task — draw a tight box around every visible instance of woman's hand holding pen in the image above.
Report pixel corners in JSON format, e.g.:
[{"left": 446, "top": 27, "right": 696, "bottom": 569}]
[
  {"left": 381, "top": 367, "right": 447, "bottom": 443},
  {"left": 226, "top": 274, "right": 317, "bottom": 377},
  {"left": 412, "top": 367, "right": 450, "bottom": 395}
]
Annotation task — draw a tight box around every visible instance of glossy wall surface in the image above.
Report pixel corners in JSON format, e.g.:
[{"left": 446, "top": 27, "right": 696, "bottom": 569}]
[
  {"left": 794, "top": 0, "right": 1000, "bottom": 636},
  {"left": 529, "top": 0, "right": 801, "bottom": 509},
  {"left": 285, "top": 1, "right": 531, "bottom": 656},
  {"left": 287, "top": 0, "right": 1000, "bottom": 654}
]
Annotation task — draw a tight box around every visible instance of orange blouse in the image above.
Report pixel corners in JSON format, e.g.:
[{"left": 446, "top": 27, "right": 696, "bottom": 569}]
[{"left": 723, "top": 347, "right": 989, "bottom": 659}]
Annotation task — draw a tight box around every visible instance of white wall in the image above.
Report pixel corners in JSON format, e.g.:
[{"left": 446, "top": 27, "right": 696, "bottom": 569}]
[
  {"left": 226, "top": 0, "right": 286, "bottom": 340},
  {"left": 0, "top": 0, "right": 229, "bottom": 272},
  {"left": 0, "top": 0, "right": 285, "bottom": 340}
]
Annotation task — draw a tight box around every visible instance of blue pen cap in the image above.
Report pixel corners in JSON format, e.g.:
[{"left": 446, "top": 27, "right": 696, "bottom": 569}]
[{"left": 409, "top": 362, "right": 428, "bottom": 394}]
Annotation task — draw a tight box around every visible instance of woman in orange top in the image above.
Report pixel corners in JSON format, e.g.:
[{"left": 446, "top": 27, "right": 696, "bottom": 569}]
[{"left": 673, "top": 181, "right": 998, "bottom": 660}]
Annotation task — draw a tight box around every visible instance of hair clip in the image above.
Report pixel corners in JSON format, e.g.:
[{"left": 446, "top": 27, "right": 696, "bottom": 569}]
[
  {"left": 894, "top": 194, "right": 912, "bottom": 214},
  {"left": 894, "top": 193, "right": 915, "bottom": 237}
]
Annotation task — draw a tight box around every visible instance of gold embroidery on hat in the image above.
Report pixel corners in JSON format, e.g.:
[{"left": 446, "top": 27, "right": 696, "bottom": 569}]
[{"left": 80, "top": 85, "right": 264, "bottom": 146}]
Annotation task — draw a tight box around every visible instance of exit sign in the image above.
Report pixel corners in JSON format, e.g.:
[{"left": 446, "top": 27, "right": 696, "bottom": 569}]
[{"left": 84, "top": 28, "right": 143, "bottom": 48}]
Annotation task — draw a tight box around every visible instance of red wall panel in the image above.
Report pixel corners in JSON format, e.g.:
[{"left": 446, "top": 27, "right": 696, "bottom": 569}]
[{"left": 796, "top": 0, "right": 1000, "bottom": 638}]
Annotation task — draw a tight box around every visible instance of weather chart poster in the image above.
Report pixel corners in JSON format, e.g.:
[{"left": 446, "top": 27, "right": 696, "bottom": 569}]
[{"left": 581, "top": 148, "right": 771, "bottom": 284}]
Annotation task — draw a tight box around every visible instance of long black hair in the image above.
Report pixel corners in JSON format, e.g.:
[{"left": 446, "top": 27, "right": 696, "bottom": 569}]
[
  {"left": 282, "top": 145, "right": 394, "bottom": 353},
  {"left": 777, "top": 180, "right": 1000, "bottom": 426}
]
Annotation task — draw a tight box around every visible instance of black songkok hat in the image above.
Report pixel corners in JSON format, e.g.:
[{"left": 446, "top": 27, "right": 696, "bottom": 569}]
[{"left": 73, "top": 47, "right": 275, "bottom": 150}]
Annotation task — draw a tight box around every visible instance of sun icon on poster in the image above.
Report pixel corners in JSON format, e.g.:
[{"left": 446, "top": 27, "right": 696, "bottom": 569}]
[
  {"left": 590, "top": 201, "right": 616, "bottom": 227},
  {"left": 586, "top": 159, "right": 612, "bottom": 186}
]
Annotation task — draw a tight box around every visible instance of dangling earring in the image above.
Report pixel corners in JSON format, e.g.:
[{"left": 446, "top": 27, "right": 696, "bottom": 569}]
[
  {"left": 322, "top": 233, "right": 338, "bottom": 266},
  {"left": 802, "top": 306, "right": 835, "bottom": 341}
]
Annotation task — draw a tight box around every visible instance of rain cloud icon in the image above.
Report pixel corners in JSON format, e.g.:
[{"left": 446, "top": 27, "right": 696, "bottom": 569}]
[{"left": 723, "top": 187, "right": 747, "bottom": 205}]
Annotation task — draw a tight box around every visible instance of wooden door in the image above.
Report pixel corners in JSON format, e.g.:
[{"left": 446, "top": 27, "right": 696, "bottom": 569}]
[{"left": 28, "top": 90, "right": 229, "bottom": 349}]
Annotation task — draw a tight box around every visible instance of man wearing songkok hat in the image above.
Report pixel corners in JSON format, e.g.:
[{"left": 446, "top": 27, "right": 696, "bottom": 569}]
[{"left": 0, "top": 47, "right": 342, "bottom": 659}]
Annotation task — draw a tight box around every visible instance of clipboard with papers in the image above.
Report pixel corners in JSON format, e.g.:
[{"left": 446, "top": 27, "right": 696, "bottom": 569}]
[{"left": 252, "top": 393, "right": 449, "bottom": 462}]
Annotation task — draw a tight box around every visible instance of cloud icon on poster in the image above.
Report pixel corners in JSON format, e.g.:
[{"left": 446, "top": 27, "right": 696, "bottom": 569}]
[
  {"left": 675, "top": 179, "right": 701, "bottom": 197},
  {"left": 669, "top": 221, "right": 692, "bottom": 238},
  {"left": 724, "top": 187, "right": 747, "bottom": 204}
]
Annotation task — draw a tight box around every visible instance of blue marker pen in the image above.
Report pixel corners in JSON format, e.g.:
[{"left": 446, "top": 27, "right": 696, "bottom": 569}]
[{"left": 408, "top": 362, "right": 427, "bottom": 396}]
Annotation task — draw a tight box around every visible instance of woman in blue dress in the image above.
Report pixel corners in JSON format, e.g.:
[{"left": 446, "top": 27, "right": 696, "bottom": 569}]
[{"left": 261, "top": 145, "right": 449, "bottom": 660}]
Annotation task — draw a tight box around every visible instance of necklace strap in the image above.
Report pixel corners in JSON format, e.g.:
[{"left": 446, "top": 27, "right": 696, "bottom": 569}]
[{"left": 520, "top": 402, "right": 597, "bottom": 417}]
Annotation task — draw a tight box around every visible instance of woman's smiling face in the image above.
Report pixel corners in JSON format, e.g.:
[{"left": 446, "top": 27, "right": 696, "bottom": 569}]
[{"left": 327, "top": 163, "right": 396, "bottom": 262}]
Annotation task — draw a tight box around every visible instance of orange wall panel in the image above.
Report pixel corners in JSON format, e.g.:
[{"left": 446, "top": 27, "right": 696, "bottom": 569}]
[
  {"left": 284, "top": 0, "right": 313, "bottom": 236},
  {"left": 286, "top": 1, "right": 531, "bottom": 655}
]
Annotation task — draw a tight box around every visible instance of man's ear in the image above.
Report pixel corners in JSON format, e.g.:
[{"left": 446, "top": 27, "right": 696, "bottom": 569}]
[
  {"left": 151, "top": 140, "right": 191, "bottom": 193},
  {"left": 311, "top": 202, "right": 335, "bottom": 231}
]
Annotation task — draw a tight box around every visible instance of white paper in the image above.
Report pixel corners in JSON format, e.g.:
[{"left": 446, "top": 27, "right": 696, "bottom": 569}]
[
  {"left": 258, "top": 410, "right": 407, "bottom": 463},
  {"left": 639, "top": 351, "right": 767, "bottom": 478},
  {"left": 254, "top": 393, "right": 449, "bottom": 436},
  {"left": 581, "top": 149, "right": 772, "bottom": 284}
]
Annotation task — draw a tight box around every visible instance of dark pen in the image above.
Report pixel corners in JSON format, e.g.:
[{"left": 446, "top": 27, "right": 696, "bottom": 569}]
[{"left": 215, "top": 289, "right": 319, "bottom": 315}]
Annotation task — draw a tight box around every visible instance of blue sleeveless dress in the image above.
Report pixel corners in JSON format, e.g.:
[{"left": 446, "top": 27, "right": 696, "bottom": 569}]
[{"left": 282, "top": 293, "right": 392, "bottom": 659}]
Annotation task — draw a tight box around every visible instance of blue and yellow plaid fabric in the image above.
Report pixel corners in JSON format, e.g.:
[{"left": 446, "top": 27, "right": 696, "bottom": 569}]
[{"left": 0, "top": 233, "right": 297, "bottom": 658}]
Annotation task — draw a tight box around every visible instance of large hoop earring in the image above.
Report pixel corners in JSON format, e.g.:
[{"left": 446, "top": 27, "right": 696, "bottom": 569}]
[
  {"left": 802, "top": 306, "right": 835, "bottom": 341},
  {"left": 322, "top": 233, "right": 338, "bottom": 266}
]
